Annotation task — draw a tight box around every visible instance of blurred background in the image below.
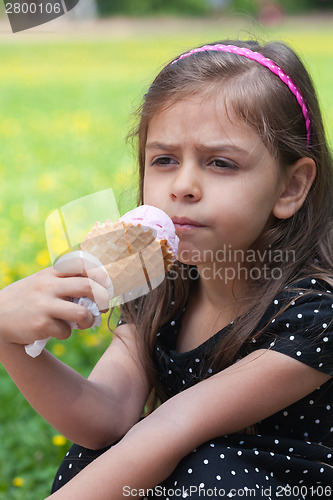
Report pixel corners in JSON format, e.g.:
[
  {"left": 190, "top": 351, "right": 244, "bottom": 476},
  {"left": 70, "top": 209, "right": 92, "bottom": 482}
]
[{"left": 0, "top": 1, "right": 332, "bottom": 498}]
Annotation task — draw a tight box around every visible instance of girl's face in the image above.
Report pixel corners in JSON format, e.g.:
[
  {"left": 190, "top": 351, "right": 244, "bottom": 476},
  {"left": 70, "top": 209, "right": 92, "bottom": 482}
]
[{"left": 143, "top": 95, "right": 285, "bottom": 266}]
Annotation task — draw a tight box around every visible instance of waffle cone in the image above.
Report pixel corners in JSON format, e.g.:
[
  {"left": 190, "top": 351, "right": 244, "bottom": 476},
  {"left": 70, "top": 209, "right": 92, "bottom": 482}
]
[{"left": 80, "top": 220, "right": 174, "bottom": 298}]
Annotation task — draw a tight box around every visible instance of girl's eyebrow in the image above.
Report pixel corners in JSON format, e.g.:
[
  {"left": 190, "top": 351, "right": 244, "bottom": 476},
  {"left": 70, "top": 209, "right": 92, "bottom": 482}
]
[
  {"left": 199, "top": 143, "right": 248, "bottom": 155},
  {"left": 145, "top": 142, "right": 177, "bottom": 151},
  {"left": 145, "top": 141, "right": 248, "bottom": 155}
]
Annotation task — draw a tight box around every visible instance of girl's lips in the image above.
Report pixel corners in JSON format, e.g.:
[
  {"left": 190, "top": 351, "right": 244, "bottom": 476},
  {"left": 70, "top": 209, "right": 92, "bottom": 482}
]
[{"left": 171, "top": 216, "right": 204, "bottom": 232}]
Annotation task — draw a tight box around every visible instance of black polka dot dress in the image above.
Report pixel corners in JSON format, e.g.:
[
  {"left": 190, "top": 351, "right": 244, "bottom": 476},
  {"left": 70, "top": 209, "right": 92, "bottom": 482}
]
[{"left": 51, "top": 278, "right": 333, "bottom": 499}]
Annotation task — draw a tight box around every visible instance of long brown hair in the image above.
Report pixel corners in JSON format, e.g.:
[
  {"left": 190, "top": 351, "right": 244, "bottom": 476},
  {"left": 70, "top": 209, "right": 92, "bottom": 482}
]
[{"left": 119, "top": 39, "right": 333, "bottom": 412}]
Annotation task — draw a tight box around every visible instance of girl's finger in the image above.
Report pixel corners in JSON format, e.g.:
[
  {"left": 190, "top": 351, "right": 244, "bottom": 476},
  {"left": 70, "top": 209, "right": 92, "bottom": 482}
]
[
  {"left": 51, "top": 299, "right": 96, "bottom": 332},
  {"left": 54, "top": 251, "right": 112, "bottom": 289},
  {"left": 53, "top": 276, "right": 110, "bottom": 311}
]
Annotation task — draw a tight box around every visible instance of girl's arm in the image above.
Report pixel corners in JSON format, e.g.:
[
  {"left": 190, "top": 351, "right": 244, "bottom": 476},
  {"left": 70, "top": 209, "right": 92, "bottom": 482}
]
[
  {"left": 47, "top": 348, "right": 331, "bottom": 499},
  {"left": 0, "top": 269, "right": 150, "bottom": 448}
]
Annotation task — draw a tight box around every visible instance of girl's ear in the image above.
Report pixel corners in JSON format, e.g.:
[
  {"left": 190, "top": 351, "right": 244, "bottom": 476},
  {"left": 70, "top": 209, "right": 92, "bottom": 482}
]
[{"left": 272, "top": 157, "right": 316, "bottom": 220}]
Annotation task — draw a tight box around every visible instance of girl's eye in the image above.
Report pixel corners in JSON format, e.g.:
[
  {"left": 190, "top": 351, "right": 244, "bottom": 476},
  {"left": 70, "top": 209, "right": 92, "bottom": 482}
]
[
  {"left": 209, "top": 158, "right": 239, "bottom": 170},
  {"left": 151, "top": 156, "right": 177, "bottom": 167}
]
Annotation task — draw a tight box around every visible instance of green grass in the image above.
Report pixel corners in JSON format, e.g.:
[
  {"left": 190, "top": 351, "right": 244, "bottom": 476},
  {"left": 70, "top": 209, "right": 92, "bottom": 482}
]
[{"left": 0, "top": 15, "right": 333, "bottom": 499}]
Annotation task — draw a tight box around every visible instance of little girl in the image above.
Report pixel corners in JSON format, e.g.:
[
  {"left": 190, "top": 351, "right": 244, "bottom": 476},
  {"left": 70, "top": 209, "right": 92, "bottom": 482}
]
[{"left": 0, "top": 38, "right": 332, "bottom": 499}]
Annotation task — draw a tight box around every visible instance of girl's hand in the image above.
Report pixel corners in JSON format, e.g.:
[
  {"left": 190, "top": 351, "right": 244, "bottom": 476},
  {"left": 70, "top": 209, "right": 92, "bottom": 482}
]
[{"left": 0, "top": 266, "right": 110, "bottom": 347}]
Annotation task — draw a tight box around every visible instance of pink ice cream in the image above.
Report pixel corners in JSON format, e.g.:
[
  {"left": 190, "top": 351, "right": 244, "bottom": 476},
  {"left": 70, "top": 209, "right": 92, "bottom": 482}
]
[{"left": 120, "top": 205, "right": 179, "bottom": 261}]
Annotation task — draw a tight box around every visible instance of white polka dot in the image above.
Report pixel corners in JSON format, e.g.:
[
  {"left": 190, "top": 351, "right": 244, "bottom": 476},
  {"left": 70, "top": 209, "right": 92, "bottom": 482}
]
[
  {"left": 309, "top": 400, "right": 314, "bottom": 404},
  {"left": 170, "top": 321, "right": 175, "bottom": 326},
  {"left": 286, "top": 323, "right": 290, "bottom": 328},
  {"left": 203, "top": 459, "right": 209, "bottom": 464},
  {"left": 199, "top": 483, "right": 205, "bottom": 488},
  {"left": 297, "top": 313, "right": 303, "bottom": 319},
  {"left": 244, "top": 468, "right": 249, "bottom": 473},
  {"left": 237, "top": 450, "right": 242, "bottom": 456},
  {"left": 274, "top": 439, "right": 279, "bottom": 444},
  {"left": 283, "top": 411, "right": 288, "bottom": 416},
  {"left": 220, "top": 454, "right": 225, "bottom": 459},
  {"left": 322, "top": 323, "right": 328, "bottom": 328},
  {"left": 58, "top": 475, "right": 62, "bottom": 481},
  {"left": 315, "top": 419, "right": 320, "bottom": 424},
  {"left": 195, "top": 358, "right": 200, "bottom": 363},
  {"left": 323, "top": 336, "right": 329, "bottom": 342},
  {"left": 289, "top": 335, "right": 295, "bottom": 340},
  {"left": 326, "top": 405, "right": 331, "bottom": 410},
  {"left": 311, "top": 279, "right": 316, "bottom": 284},
  {"left": 78, "top": 453, "right": 82, "bottom": 458},
  {"left": 274, "top": 300, "right": 279, "bottom": 305},
  {"left": 187, "top": 468, "right": 192, "bottom": 473},
  {"left": 327, "top": 453, "right": 332, "bottom": 458},
  {"left": 65, "top": 452, "right": 69, "bottom": 457},
  {"left": 316, "top": 347, "right": 321, "bottom": 353},
  {"left": 216, "top": 475, "right": 221, "bottom": 480},
  {"left": 314, "top": 309, "right": 319, "bottom": 314},
  {"left": 209, "top": 443, "right": 215, "bottom": 447},
  {"left": 255, "top": 468, "right": 260, "bottom": 473},
  {"left": 231, "top": 470, "right": 236, "bottom": 475},
  {"left": 188, "top": 368, "right": 192, "bottom": 373},
  {"left": 68, "top": 463, "right": 72, "bottom": 469},
  {"left": 296, "top": 351, "right": 302, "bottom": 356}
]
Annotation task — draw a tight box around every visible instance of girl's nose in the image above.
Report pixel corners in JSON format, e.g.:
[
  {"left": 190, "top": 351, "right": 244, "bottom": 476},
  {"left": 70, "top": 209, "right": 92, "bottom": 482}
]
[{"left": 170, "top": 164, "right": 202, "bottom": 202}]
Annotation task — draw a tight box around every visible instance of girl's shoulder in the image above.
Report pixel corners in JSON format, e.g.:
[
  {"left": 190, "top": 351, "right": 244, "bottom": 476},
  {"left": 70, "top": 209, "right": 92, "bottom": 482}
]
[{"left": 250, "top": 276, "right": 333, "bottom": 376}]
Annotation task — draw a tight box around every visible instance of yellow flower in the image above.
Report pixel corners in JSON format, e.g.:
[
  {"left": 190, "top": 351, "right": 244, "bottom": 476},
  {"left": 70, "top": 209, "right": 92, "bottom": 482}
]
[
  {"left": 38, "top": 172, "right": 58, "bottom": 192},
  {"left": 72, "top": 110, "right": 91, "bottom": 132},
  {"left": 52, "top": 435, "right": 67, "bottom": 447},
  {"left": 52, "top": 343, "right": 66, "bottom": 357},
  {"left": 36, "top": 249, "right": 50, "bottom": 267},
  {"left": 84, "top": 334, "right": 100, "bottom": 347},
  {"left": 12, "top": 477, "right": 25, "bottom": 487}
]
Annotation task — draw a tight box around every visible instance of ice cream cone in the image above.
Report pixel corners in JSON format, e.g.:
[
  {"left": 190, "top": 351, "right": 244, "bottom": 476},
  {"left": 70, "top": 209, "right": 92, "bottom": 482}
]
[{"left": 80, "top": 218, "right": 175, "bottom": 301}]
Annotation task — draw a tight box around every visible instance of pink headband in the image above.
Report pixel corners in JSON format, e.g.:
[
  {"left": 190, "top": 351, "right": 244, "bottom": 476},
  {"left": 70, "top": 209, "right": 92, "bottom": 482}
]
[{"left": 172, "top": 44, "right": 311, "bottom": 147}]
